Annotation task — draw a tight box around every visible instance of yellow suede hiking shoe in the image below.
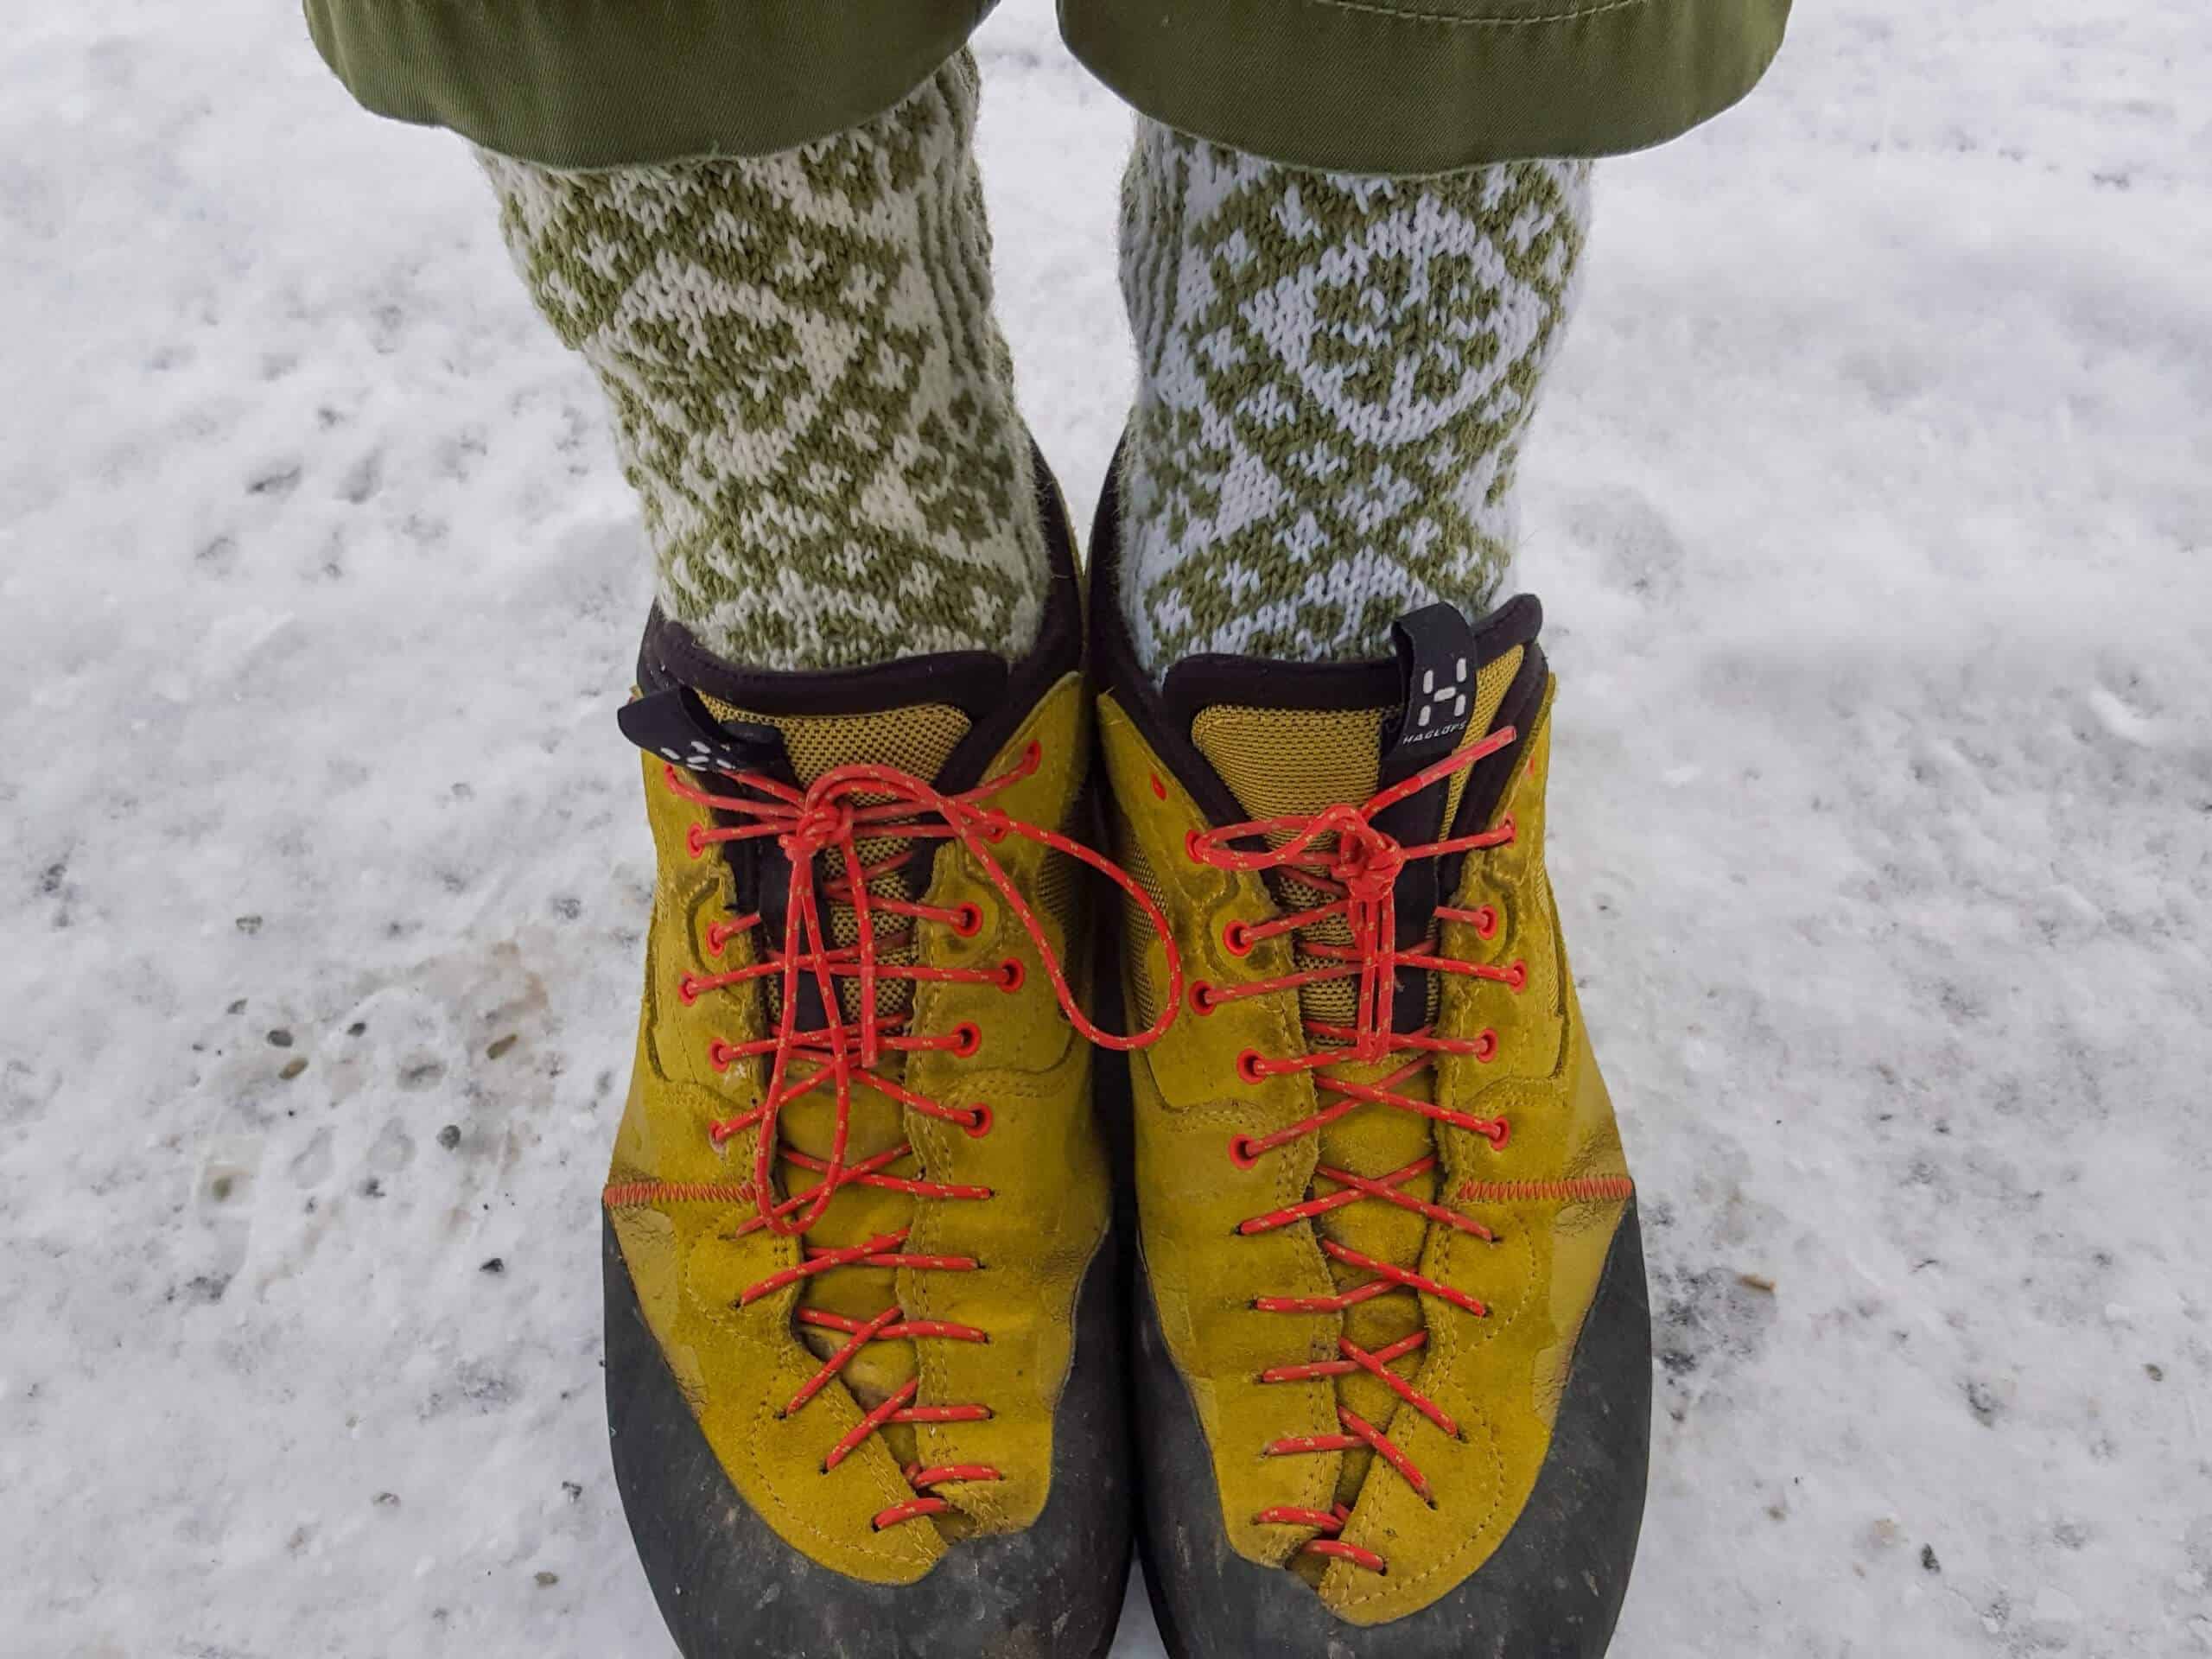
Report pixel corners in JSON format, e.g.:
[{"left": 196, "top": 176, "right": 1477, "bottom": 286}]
[
  {"left": 599, "top": 469, "right": 1175, "bottom": 1659},
  {"left": 1088, "top": 479, "right": 1650, "bottom": 1658}
]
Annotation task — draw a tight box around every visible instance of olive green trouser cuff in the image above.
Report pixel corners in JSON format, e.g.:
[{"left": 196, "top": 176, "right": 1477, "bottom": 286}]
[
  {"left": 304, "top": 0, "right": 1000, "bottom": 169},
  {"left": 1066, "top": 0, "right": 1794, "bottom": 175},
  {"left": 307, "top": 0, "right": 1790, "bottom": 173}
]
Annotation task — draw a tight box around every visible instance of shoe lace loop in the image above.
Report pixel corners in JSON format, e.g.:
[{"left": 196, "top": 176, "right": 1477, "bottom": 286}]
[
  {"left": 1188, "top": 728, "right": 1522, "bottom": 1572},
  {"left": 648, "top": 741, "right": 1180, "bottom": 1530}
]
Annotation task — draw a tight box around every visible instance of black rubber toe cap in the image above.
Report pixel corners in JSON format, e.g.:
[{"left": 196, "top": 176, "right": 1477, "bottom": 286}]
[
  {"left": 605, "top": 1217, "right": 1132, "bottom": 1659},
  {"left": 1135, "top": 1202, "right": 1651, "bottom": 1659}
]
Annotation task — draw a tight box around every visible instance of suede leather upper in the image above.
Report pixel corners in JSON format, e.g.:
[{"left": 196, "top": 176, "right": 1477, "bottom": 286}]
[
  {"left": 1099, "top": 683, "right": 1637, "bottom": 1624},
  {"left": 1089, "top": 476, "right": 1649, "bottom": 1642}
]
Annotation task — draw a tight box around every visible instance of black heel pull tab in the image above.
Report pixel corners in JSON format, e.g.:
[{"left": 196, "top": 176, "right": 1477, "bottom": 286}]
[
  {"left": 1374, "top": 603, "right": 1480, "bottom": 1028},
  {"left": 618, "top": 685, "right": 787, "bottom": 779}
]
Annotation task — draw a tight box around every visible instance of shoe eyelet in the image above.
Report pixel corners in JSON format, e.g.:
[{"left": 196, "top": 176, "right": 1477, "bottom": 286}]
[
  {"left": 1471, "top": 906, "right": 1499, "bottom": 941},
  {"left": 685, "top": 823, "right": 707, "bottom": 859},
  {"left": 1148, "top": 772, "right": 1168, "bottom": 800},
  {"left": 1506, "top": 959, "right": 1528, "bottom": 992},
  {"left": 1222, "top": 919, "right": 1253, "bottom": 957},
  {"left": 677, "top": 974, "right": 702, "bottom": 1006},
  {"left": 1185, "top": 830, "right": 1208, "bottom": 865},
  {"left": 1235, "top": 1049, "right": 1268, "bottom": 1085},
  {"left": 950, "top": 1022, "right": 982, "bottom": 1058},
  {"left": 707, "top": 1039, "right": 735, "bottom": 1071},
  {"left": 964, "top": 1104, "right": 995, "bottom": 1138},
  {"left": 1484, "top": 1117, "right": 1512, "bottom": 1151},
  {"left": 1473, "top": 1028, "right": 1497, "bottom": 1063},
  {"left": 1228, "top": 1133, "right": 1262, "bottom": 1169},
  {"left": 995, "top": 957, "right": 1025, "bottom": 993},
  {"left": 1021, "top": 740, "right": 1042, "bottom": 771},
  {"left": 1189, "top": 981, "right": 1219, "bottom": 1016},
  {"left": 950, "top": 901, "right": 984, "bottom": 938}
]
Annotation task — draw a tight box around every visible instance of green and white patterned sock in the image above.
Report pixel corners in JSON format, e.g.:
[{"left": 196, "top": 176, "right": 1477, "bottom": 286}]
[
  {"left": 1117, "top": 124, "right": 1592, "bottom": 673},
  {"left": 480, "top": 54, "right": 1047, "bottom": 672}
]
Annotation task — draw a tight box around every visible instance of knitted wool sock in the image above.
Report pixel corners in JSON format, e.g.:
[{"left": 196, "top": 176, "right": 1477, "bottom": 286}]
[
  {"left": 479, "top": 54, "right": 1046, "bottom": 672},
  {"left": 1117, "top": 124, "right": 1592, "bottom": 673}
]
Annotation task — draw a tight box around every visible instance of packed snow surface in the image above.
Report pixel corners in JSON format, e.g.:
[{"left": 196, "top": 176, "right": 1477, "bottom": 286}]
[{"left": 3, "top": 2, "right": 2209, "bottom": 1655}]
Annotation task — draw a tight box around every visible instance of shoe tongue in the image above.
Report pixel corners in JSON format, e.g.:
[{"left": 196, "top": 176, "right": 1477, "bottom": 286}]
[
  {"left": 1167, "top": 607, "right": 1529, "bottom": 1028},
  {"left": 1169, "top": 605, "right": 1523, "bottom": 823},
  {"left": 619, "top": 644, "right": 1007, "bottom": 1031}
]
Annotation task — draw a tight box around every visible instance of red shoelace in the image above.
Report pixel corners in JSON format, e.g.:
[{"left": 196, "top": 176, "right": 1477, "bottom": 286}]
[
  {"left": 1185, "top": 728, "right": 1523, "bottom": 1575},
  {"left": 609, "top": 739, "right": 1180, "bottom": 1532}
]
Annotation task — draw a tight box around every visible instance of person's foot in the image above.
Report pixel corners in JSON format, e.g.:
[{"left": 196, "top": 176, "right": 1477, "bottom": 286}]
[
  {"left": 601, "top": 461, "right": 1155, "bottom": 1659},
  {"left": 1089, "top": 467, "right": 1650, "bottom": 1656}
]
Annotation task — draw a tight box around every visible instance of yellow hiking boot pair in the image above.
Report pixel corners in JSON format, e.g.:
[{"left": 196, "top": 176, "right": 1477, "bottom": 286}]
[{"left": 599, "top": 450, "right": 1649, "bottom": 1658}]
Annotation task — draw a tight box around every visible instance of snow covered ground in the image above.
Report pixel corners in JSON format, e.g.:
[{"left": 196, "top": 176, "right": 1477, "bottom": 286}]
[{"left": 3, "top": 1, "right": 2209, "bottom": 1654}]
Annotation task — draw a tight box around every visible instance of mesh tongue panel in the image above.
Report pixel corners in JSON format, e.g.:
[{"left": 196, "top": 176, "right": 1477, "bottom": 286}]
[{"left": 1186, "top": 648, "right": 1523, "bottom": 1509}]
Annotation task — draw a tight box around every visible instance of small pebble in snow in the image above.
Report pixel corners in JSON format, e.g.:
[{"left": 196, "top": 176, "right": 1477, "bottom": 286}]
[
  {"left": 360, "top": 1176, "right": 384, "bottom": 1198},
  {"left": 486, "top": 1034, "right": 518, "bottom": 1060},
  {"left": 480, "top": 1257, "right": 505, "bottom": 1275},
  {"left": 2145, "top": 1363, "right": 2164, "bottom": 1382},
  {"left": 535, "top": 1572, "right": 559, "bottom": 1587},
  {"left": 1921, "top": 1545, "right": 1940, "bottom": 1573},
  {"left": 1963, "top": 1379, "right": 2004, "bottom": 1427},
  {"left": 437, "top": 1124, "right": 461, "bottom": 1151},
  {"left": 347, "top": 1020, "right": 367, "bottom": 1038},
  {"left": 227, "top": 998, "right": 247, "bottom": 1014},
  {"left": 279, "top": 1058, "right": 308, "bottom": 1081},
  {"left": 235, "top": 915, "right": 263, "bottom": 935},
  {"left": 268, "top": 1028, "right": 294, "bottom": 1048},
  {"left": 562, "top": 1481, "right": 582, "bottom": 1503},
  {"left": 373, "top": 1491, "right": 400, "bottom": 1508},
  {"left": 1738, "top": 1272, "right": 1776, "bottom": 1294},
  {"left": 550, "top": 895, "right": 582, "bottom": 921}
]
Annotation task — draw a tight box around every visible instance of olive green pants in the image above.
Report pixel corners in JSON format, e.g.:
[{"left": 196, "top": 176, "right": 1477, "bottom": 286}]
[{"left": 307, "top": 0, "right": 1789, "bottom": 175}]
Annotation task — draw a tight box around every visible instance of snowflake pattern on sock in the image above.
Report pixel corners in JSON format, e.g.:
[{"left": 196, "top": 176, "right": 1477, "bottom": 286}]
[
  {"left": 1119, "top": 127, "right": 1592, "bottom": 673},
  {"left": 480, "top": 54, "right": 1046, "bottom": 671}
]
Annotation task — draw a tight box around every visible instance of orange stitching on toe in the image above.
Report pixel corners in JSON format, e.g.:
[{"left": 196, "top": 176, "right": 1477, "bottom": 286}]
[
  {"left": 602, "top": 1179, "right": 753, "bottom": 1208},
  {"left": 1458, "top": 1175, "right": 1636, "bottom": 1205}
]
